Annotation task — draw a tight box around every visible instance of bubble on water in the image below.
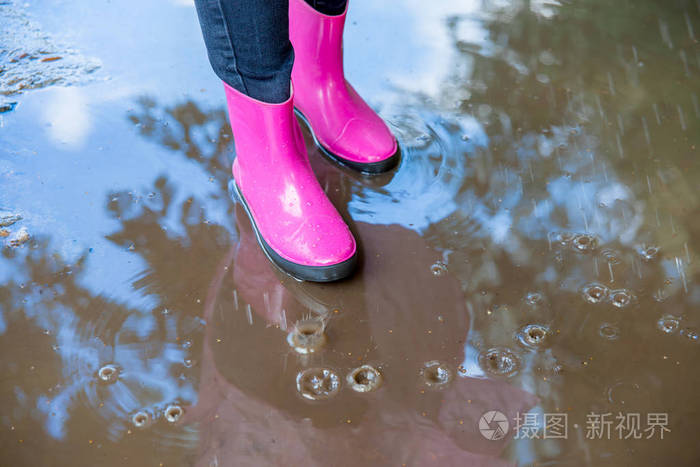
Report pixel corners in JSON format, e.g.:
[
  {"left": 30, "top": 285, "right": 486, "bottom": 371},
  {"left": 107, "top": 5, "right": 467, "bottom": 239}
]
[
  {"left": 517, "top": 324, "right": 550, "bottom": 348},
  {"left": 183, "top": 359, "right": 194, "bottom": 368},
  {"left": 680, "top": 327, "right": 699, "bottom": 343},
  {"left": 131, "top": 410, "right": 153, "bottom": 429},
  {"left": 479, "top": 347, "right": 520, "bottom": 377},
  {"left": 430, "top": 261, "right": 448, "bottom": 277},
  {"left": 524, "top": 292, "right": 544, "bottom": 306},
  {"left": 637, "top": 245, "right": 660, "bottom": 261},
  {"left": 164, "top": 404, "right": 184, "bottom": 423},
  {"left": 347, "top": 365, "right": 382, "bottom": 393},
  {"left": 610, "top": 289, "right": 635, "bottom": 308},
  {"left": 552, "top": 231, "right": 575, "bottom": 246},
  {"left": 287, "top": 316, "right": 327, "bottom": 354},
  {"left": 296, "top": 368, "right": 340, "bottom": 400},
  {"left": 97, "top": 364, "right": 120, "bottom": 384},
  {"left": 657, "top": 315, "right": 680, "bottom": 334},
  {"left": 572, "top": 234, "right": 598, "bottom": 253},
  {"left": 420, "top": 361, "right": 453, "bottom": 389},
  {"left": 581, "top": 283, "right": 610, "bottom": 304},
  {"left": 600, "top": 248, "right": 622, "bottom": 265},
  {"left": 599, "top": 323, "right": 620, "bottom": 340}
]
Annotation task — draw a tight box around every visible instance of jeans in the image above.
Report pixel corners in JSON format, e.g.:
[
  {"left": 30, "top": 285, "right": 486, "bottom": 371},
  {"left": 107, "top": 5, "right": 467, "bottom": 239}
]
[{"left": 194, "top": 0, "right": 348, "bottom": 103}]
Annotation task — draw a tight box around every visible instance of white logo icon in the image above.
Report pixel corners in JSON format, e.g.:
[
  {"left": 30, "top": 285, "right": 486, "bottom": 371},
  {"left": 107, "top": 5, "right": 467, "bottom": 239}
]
[{"left": 479, "top": 410, "right": 509, "bottom": 440}]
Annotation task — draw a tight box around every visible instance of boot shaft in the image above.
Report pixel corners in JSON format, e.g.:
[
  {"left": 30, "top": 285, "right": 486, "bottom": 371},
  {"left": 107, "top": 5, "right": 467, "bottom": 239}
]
[
  {"left": 223, "top": 81, "right": 301, "bottom": 170},
  {"left": 289, "top": 0, "right": 347, "bottom": 87}
]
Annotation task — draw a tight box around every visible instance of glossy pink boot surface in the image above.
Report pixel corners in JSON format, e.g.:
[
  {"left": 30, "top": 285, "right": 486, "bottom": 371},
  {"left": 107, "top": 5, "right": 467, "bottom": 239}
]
[
  {"left": 289, "top": 0, "right": 399, "bottom": 174},
  {"left": 224, "top": 82, "right": 357, "bottom": 282}
]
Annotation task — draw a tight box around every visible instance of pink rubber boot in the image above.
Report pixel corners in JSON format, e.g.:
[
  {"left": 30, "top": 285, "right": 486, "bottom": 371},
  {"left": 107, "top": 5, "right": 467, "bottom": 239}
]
[
  {"left": 224, "top": 82, "right": 357, "bottom": 282},
  {"left": 289, "top": 0, "right": 399, "bottom": 174}
]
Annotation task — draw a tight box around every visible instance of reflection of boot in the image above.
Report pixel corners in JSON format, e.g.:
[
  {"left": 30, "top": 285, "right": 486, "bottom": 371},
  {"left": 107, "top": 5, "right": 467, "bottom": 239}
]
[
  {"left": 190, "top": 220, "right": 536, "bottom": 466},
  {"left": 289, "top": 0, "right": 400, "bottom": 174},
  {"left": 223, "top": 82, "right": 357, "bottom": 282}
]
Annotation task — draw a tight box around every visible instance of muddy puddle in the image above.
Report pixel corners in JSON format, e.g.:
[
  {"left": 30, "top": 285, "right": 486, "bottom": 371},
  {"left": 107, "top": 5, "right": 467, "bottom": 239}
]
[{"left": 1, "top": 0, "right": 699, "bottom": 465}]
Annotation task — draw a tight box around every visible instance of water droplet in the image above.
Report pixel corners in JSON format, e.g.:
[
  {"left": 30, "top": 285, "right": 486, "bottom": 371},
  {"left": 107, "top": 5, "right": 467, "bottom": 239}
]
[
  {"left": 552, "top": 231, "right": 575, "bottom": 246},
  {"left": 637, "top": 245, "right": 659, "bottom": 261},
  {"left": 524, "top": 292, "right": 544, "bottom": 306},
  {"left": 347, "top": 365, "right": 382, "bottom": 393},
  {"left": 131, "top": 410, "right": 152, "bottom": 429},
  {"left": 600, "top": 248, "right": 622, "bottom": 265},
  {"left": 479, "top": 347, "right": 520, "bottom": 377},
  {"left": 680, "top": 327, "right": 699, "bottom": 343},
  {"left": 572, "top": 234, "right": 598, "bottom": 253},
  {"left": 164, "top": 404, "right": 184, "bottom": 423},
  {"left": 599, "top": 323, "right": 620, "bottom": 340},
  {"left": 287, "top": 316, "right": 326, "bottom": 354},
  {"left": 657, "top": 315, "right": 680, "bottom": 334},
  {"left": 420, "top": 361, "right": 453, "bottom": 389},
  {"left": 517, "top": 324, "right": 550, "bottom": 348},
  {"left": 430, "top": 261, "right": 448, "bottom": 277},
  {"left": 182, "top": 339, "right": 192, "bottom": 349},
  {"left": 610, "top": 289, "right": 635, "bottom": 308},
  {"left": 296, "top": 368, "right": 340, "bottom": 400},
  {"left": 183, "top": 359, "right": 194, "bottom": 368},
  {"left": 581, "top": 283, "right": 610, "bottom": 304},
  {"left": 97, "top": 364, "right": 120, "bottom": 384}
]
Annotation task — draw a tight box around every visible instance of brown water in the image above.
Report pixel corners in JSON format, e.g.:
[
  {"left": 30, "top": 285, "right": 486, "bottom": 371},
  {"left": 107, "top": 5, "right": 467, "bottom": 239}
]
[{"left": 1, "top": 0, "right": 699, "bottom": 465}]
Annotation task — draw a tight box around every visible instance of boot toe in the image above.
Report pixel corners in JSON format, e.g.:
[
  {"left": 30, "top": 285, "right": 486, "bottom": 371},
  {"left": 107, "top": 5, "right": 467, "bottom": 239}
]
[
  {"left": 270, "top": 214, "right": 356, "bottom": 268},
  {"left": 330, "top": 117, "right": 397, "bottom": 164}
]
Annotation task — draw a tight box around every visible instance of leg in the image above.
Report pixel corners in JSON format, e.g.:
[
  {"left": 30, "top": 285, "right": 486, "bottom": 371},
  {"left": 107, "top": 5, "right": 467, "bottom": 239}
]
[{"left": 194, "top": 0, "right": 292, "bottom": 103}]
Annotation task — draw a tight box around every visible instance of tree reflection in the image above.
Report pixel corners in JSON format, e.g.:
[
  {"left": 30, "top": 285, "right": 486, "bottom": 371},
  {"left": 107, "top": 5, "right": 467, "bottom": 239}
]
[{"left": 1, "top": 0, "right": 698, "bottom": 465}]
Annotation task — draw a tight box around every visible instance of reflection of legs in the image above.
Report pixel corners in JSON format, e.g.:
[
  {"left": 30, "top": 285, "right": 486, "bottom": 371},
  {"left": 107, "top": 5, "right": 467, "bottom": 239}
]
[
  {"left": 305, "top": 0, "right": 347, "bottom": 15},
  {"left": 194, "top": 0, "right": 292, "bottom": 104}
]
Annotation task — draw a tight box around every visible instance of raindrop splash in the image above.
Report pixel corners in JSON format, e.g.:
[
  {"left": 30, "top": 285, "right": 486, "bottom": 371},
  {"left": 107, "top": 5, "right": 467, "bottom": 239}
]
[
  {"left": 581, "top": 283, "right": 610, "bottom": 304},
  {"left": 599, "top": 323, "right": 620, "bottom": 340},
  {"left": 430, "top": 261, "right": 448, "bottom": 277},
  {"left": 610, "top": 289, "right": 635, "bottom": 308},
  {"left": 287, "top": 315, "right": 327, "bottom": 354},
  {"left": 680, "top": 327, "right": 699, "bottom": 343},
  {"left": 131, "top": 410, "right": 153, "bottom": 429},
  {"left": 347, "top": 365, "right": 383, "bottom": 393},
  {"left": 164, "top": 404, "right": 184, "bottom": 423},
  {"left": 479, "top": 347, "right": 520, "bottom": 377},
  {"left": 572, "top": 234, "right": 598, "bottom": 253},
  {"left": 637, "top": 245, "right": 660, "bottom": 261},
  {"left": 420, "top": 361, "right": 453, "bottom": 389},
  {"left": 517, "top": 324, "right": 550, "bottom": 348},
  {"left": 97, "top": 364, "right": 120, "bottom": 384},
  {"left": 296, "top": 368, "right": 340, "bottom": 401},
  {"left": 657, "top": 315, "right": 680, "bottom": 334}
]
